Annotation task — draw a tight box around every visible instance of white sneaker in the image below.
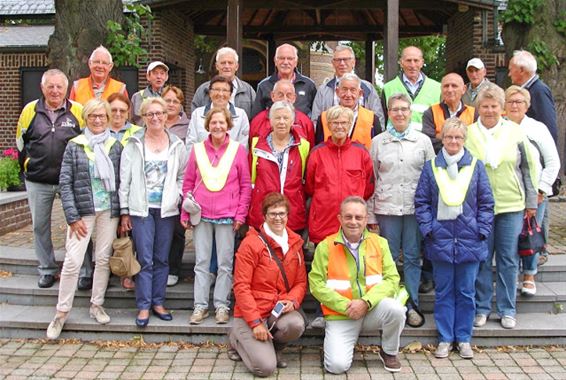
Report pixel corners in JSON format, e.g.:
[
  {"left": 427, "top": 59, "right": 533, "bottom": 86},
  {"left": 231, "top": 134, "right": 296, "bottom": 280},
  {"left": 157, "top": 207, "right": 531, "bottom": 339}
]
[
  {"left": 434, "top": 342, "right": 452, "bottom": 358},
  {"left": 89, "top": 304, "right": 110, "bottom": 325},
  {"left": 473, "top": 314, "right": 488, "bottom": 327},
  {"left": 457, "top": 342, "right": 474, "bottom": 359},
  {"left": 167, "top": 275, "right": 179, "bottom": 287},
  {"left": 501, "top": 316, "right": 516, "bottom": 329},
  {"left": 309, "top": 316, "right": 326, "bottom": 329},
  {"left": 46, "top": 314, "right": 67, "bottom": 340},
  {"left": 215, "top": 306, "right": 230, "bottom": 324}
]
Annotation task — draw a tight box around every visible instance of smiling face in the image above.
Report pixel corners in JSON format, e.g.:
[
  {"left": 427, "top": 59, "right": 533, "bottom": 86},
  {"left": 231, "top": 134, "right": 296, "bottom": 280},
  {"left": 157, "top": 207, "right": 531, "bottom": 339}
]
[
  {"left": 109, "top": 99, "right": 129, "bottom": 129},
  {"left": 336, "top": 79, "right": 362, "bottom": 109},
  {"left": 442, "top": 128, "right": 466, "bottom": 156},
  {"left": 209, "top": 81, "right": 231, "bottom": 108},
  {"left": 162, "top": 90, "right": 182, "bottom": 119},
  {"left": 142, "top": 102, "right": 166, "bottom": 131},
  {"left": 41, "top": 73, "right": 68, "bottom": 109},
  {"left": 332, "top": 49, "right": 356, "bottom": 77},
  {"left": 275, "top": 45, "right": 298, "bottom": 77},
  {"left": 338, "top": 201, "right": 368, "bottom": 243},
  {"left": 504, "top": 92, "right": 529, "bottom": 124},
  {"left": 388, "top": 98, "right": 412, "bottom": 132},
  {"left": 215, "top": 53, "right": 239, "bottom": 81},
  {"left": 207, "top": 111, "right": 229, "bottom": 143},
  {"left": 88, "top": 50, "right": 113, "bottom": 83},
  {"left": 441, "top": 74, "right": 466, "bottom": 107},
  {"left": 264, "top": 205, "right": 288, "bottom": 235},
  {"left": 86, "top": 106, "right": 109, "bottom": 135},
  {"left": 478, "top": 98, "right": 502, "bottom": 129},
  {"left": 146, "top": 67, "right": 168, "bottom": 91},
  {"left": 399, "top": 47, "right": 424, "bottom": 83},
  {"left": 271, "top": 81, "right": 296, "bottom": 104},
  {"left": 269, "top": 108, "right": 293, "bottom": 139},
  {"left": 328, "top": 114, "right": 350, "bottom": 145}
]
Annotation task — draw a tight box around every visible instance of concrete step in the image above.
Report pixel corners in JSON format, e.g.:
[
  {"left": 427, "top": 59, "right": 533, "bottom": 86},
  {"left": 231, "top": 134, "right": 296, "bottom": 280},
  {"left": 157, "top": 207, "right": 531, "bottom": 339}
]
[{"left": 1, "top": 304, "right": 565, "bottom": 346}]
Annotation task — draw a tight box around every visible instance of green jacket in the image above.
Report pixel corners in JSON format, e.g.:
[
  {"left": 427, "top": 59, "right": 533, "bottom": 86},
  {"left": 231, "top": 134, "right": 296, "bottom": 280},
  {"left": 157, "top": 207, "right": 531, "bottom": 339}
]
[{"left": 308, "top": 229, "right": 400, "bottom": 320}]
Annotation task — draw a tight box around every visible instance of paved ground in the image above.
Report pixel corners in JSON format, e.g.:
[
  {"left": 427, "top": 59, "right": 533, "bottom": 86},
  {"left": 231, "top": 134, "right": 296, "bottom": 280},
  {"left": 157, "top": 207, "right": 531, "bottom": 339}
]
[{"left": 0, "top": 339, "right": 565, "bottom": 380}]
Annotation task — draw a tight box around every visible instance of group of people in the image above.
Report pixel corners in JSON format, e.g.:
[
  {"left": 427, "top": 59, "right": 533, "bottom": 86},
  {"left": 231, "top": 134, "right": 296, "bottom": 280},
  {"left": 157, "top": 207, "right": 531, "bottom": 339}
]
[{"left": 15, "top": 40, "right": 561, "bottom": 376}]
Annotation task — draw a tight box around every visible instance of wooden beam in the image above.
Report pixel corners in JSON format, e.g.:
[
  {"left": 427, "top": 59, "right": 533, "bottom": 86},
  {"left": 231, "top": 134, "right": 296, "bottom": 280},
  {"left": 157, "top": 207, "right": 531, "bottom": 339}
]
[
  {"left": 267, "top": 37, "right": 276, "bottom": 75},
  {"left": 226, "top": 0, "right": 242, "bottom": 76},
  {"left": 365, "top": 37, "right": 375, "bottom": 84},
  {"left": 194, "top": 24, "right": 441, "bottom": 35},
  {"left": 384, "top": 0, "right": 399, "bottom": 82}
]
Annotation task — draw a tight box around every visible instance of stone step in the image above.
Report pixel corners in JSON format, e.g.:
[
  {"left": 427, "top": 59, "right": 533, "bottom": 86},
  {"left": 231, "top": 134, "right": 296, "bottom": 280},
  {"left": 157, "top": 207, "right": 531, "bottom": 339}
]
[{"left": 1, "top": 304, "right": 565, "bottom": 347}]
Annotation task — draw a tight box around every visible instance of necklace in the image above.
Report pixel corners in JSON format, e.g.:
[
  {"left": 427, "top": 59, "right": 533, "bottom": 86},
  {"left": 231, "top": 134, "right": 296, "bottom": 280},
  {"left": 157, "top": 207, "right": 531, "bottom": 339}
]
[{"left": 145, "top": 133, "right": 168, "bottom": 153}]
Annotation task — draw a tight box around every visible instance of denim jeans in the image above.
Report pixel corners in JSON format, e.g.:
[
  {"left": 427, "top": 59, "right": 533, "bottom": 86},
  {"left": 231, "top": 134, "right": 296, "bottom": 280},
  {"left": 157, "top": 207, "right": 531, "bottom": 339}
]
[
  {"left": 475, "top": 210, "right": 523, "bottom": 318},
  {"left": 131, "top": 209, "right": 176, "bottom": 310},
  {"left": 521, "top": 198, "right": 547, "bottom": 275},
  {"left": 375, "top": 214, "right": 421, "bottom": 306}
]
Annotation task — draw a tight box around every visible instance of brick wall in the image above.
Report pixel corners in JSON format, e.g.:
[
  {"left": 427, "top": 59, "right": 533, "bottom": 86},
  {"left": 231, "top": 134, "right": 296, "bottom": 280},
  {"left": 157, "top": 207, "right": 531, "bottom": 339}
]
[
  {"left": 0, "top": 52, "right": 47, "bottom": 150},
  {"left": 0, "top": 198, "right": 31, "bottom": 236}
]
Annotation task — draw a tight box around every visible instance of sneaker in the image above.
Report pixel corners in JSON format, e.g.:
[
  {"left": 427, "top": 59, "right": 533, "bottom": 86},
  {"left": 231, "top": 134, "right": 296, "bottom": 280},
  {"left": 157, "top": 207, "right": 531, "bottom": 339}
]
[
  {"left": 46, "top": 314, "right": 67, "bottom": 340},
  {"left": 309, "top": 316, "right": 326, "bottom": 329},
  {"left": 521, "top": 281, "right": 536, "bottom": 297},
  {"left": 434, "top": 342, "right": 452, "bottom": 358},
  {"left": 167, "top": 275, "right": 179, "bottom": 287},
  {"left": 406, "top": 309, "right": 424, "bottom": 327},
  {"left": 473, "top": 314, "right": 488, "bottom": 327},
  {"left": 190, "top": 307, "right": 209, "bottom": 325},
  {"left": 501, "top": 315, "right": 516, "bottom": 329},
  {"left": 378, "top": 349, "right": 401, "bottom": 373},
  {"left": 89, "top": 304, "right": 111, "bottom": 324},
  {"left": 215, "top": 306, "right": 230, "bottom": 324},
  {"left": 457, "top": 342, "right": 474, "bottom": 359}
]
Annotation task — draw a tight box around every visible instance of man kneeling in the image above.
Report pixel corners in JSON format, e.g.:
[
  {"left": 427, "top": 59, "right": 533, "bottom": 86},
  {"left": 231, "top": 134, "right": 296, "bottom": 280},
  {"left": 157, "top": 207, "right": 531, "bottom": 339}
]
[{"left": 309, "top": 196, "right": 406, "bottom": 374}]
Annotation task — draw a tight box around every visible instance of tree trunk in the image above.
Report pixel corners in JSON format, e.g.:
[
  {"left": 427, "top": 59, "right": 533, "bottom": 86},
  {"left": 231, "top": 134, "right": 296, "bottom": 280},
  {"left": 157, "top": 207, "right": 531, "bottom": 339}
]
[
  {"left": 503, "top": 0, "right": 566, "bottom": 175},
  {"left": 47, "top": 0, "right": 124, "bottom": 81}
]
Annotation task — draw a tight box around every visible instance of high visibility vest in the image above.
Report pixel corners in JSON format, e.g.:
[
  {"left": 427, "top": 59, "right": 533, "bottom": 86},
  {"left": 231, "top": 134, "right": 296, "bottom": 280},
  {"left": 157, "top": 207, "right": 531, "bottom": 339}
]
[
  {"left": 322, "top": 232, "right": 384, "bottom": 317},
  {"left": 70, "top": 134, "right": 118, "bottom": 161},
  {"left": 431, "top": 157, "right": 477, "bottom": 206},
  {"left": 193, "top": 139, "right": 239, "bottom": 192},
  {"left": 71, "top": 77, "right": 127, "bottom": 105},
  {"left": 431, "top": 103, "right": 476, "bottom": 138},
  {"left": 250, "top": 136, "right": 309, "bottom": 185},
  {"left": 120, "top": 124, "right": 142, "bottom": 146},
  {"left": 321, "top": 106, "right": 374, "bottom": 149}
]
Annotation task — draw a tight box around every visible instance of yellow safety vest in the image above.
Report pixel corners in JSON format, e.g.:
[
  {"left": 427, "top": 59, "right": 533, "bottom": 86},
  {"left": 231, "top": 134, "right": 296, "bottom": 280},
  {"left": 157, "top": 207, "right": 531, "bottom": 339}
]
[
  {"left": 193, "top": 139, "right": 239, "bottom": 192},
  {"left": 70, "top": 134, "right": 118, "bottom": 161},
  {"left": 250, "top": 136, "right": 310, "bottom": 184},
  {"left": 431, "top": 157, "right": 477, "bottom": 206}
]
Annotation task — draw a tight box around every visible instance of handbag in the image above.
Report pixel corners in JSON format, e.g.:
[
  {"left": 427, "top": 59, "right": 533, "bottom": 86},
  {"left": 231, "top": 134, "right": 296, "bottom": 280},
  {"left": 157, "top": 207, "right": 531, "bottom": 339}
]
[
  {"left": 109, "top": 235, "right": 141, "bottom": 277},
  {"left": 518, "top": 216, "right": 546, "bottom": 257}
]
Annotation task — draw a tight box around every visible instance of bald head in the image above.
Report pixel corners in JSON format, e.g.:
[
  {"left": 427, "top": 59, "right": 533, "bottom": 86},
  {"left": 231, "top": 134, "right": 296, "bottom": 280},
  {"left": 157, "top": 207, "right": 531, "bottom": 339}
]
[
  {"left": 271, "top": 79, "right": 296, "bottom": 104},
  {"left": 441, "top": 73, "right": 466, "bottom": 109},
  {"left": 399, "top": 46, "right": 424, "bottom": 83}
]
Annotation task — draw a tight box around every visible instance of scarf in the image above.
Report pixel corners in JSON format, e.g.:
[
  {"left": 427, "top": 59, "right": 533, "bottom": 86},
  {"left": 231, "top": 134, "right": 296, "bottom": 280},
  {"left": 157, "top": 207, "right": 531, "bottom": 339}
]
[
  {"left": 84, "top": 128, "right": 115, "bottom": 192},
  {"left": 263, "top": 222, "right": 289, "bottom": 255},
  {"left": 477, "top": 118, "right": 502, "bottom": 169},
  {"left": 386, "top": 120, "right": 411, "bottom": 140},
  {"left": 436, "top": 148, "right": 465, "bottom": 220}
]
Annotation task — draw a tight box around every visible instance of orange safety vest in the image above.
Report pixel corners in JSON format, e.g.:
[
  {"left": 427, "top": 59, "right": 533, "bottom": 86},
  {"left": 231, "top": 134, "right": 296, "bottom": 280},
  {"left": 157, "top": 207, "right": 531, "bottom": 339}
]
[
  {"left": 322, "top": 232, "right": 384, "bottom": 317},
  {"left": 431, "top": 103, "right": 475, "bottom": 138},
  {"left": 321, "top": 106, "right": 374, "bottom": 149},
  {"left": 71, "top": 77, "right": 127, "bottom": 105}
]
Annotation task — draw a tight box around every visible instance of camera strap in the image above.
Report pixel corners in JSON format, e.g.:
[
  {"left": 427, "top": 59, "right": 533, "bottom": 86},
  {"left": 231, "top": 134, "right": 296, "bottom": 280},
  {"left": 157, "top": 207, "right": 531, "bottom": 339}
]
[{"left": 257, "top": 231, "right": 290, "bottom": 292}]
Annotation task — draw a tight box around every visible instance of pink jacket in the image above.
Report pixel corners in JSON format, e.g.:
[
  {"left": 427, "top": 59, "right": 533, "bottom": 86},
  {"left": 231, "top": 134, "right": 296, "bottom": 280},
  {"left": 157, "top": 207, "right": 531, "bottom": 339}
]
[{"left": 181, "top": 135, "right": 251, "bottom": 224}]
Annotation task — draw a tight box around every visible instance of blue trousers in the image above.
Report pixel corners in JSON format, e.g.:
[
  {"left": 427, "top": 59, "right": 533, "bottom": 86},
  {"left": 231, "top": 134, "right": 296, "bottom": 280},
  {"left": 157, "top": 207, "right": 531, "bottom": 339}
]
[
  {"left": 375, "top": 214, "right": 421, "bottom": 306},
  {"left": 521, "top": 199, "right": 547, "bottom": 275},
  {"left": 131, "top": 208, "right": 176, "bottom": 310},
  {"left": 433, "top": 261, "right": 479, "bottom": 343},
  {"left": 475, "top": 211, "right": 523, "bottom": 318}
]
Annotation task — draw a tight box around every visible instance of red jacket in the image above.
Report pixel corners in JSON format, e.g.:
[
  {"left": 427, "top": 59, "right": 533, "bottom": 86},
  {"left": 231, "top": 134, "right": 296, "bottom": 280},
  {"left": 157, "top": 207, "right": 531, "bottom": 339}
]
[
  {"left": 305, "top": 138, "right": 374, "bottom": 243},
  {"left": 250, "top": 109, "right": 315, "bottom": 147},
  {"left": 248, "top": 129, "right": 309, "bottom": 231},
  {"left": 233, "top": 226, "right": 307, "bottom": 328}
]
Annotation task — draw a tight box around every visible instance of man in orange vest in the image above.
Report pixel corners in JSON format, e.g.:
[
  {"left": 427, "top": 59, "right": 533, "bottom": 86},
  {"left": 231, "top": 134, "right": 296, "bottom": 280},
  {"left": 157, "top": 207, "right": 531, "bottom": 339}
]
[
  {"left": 422, "top": 73, "right": 478, "bottom": 153},
  {"left": 309, "top": 196, "right": 406, "bottom": 374},
  {"left": 315, "top": 73, "right": 382, "bottom": 149},
  {"left": 69, "top": 45, "right": 128, "bottom": 105}
]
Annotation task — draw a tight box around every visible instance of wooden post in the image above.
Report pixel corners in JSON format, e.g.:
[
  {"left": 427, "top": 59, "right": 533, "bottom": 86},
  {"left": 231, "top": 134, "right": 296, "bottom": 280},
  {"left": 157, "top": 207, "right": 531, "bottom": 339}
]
[
  {"left": 267, "top": 36, "right": 276, "bottom": 75},
  {"left": 384, "top": 0, "right": 399, "bottom": 82},
  {"left": 365, "top": 37, "right": 375, "bottom": 84},
  {"left": 227, "top": 0, "right": 243, "bottom": 76}
]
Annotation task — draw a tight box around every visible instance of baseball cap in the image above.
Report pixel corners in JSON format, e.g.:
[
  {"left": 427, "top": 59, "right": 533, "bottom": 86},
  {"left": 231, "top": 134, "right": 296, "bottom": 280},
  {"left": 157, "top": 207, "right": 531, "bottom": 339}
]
[
  {"left": 147, "top": 61, "right": 169, "bottom": 74},
  {"left": 466, "top": 58, "right": 485, "bottom": 70}
]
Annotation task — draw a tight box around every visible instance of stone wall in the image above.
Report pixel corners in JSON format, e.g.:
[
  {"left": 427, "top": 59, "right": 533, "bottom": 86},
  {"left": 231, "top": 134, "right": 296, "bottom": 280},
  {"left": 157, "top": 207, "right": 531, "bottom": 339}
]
[{"left": 0, "top": 196, "right": 31, "bottom": 236}]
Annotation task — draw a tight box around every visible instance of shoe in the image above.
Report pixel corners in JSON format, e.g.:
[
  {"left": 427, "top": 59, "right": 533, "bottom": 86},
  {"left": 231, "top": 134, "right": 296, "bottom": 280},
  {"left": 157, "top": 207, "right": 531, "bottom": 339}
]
[
  {"left": 46, "top": 314, "right": 67, "bottom": 339},
  {"left": 167, "top": 275, "right": 179, "bottom": 287},
  {"left": 521, "top": 281, "right": 537, "bottom": 297},
  {"left": 473, "top": 314, "right": 488, "bottom": 327},
  {"left": 89, "top": 304, "right": 111, "bottom": 324},
  {"left": 457, "top": 342, "right": 474, "bottom": 359},
  {"left": 275, "top": 350, "right": 288, "bottom": 368},
  {"left": 501, "top": 315, "right": 516, "bottom": 329},
  {"left": 121, "top": 277, "right": 135, "bottom": 290},
  {"left": 77, "top": 277, "right": 93, "bottom": 291},
  {"left": 227, "top": 348, "right": 242, "bottom": 361},
  {"left": 309, "top": 316, "right": 326, "bottom": 329},
  {"left": 434, "top": 342, "right": 452, "bottom": 358},
  {"left": 152, "top": 308, "right": 173, "bottom": 321},
  {"left": 406, "top": 309, "right": 424, "bottom": 327},
  {"left": 419, "top": 280, "right": 434, "bottom": 294},
  {"left": 38, "top": 274, "right": 55, "bottom": 288},
  {"left": 538, "top": 253, "right": 548, "bottom": 266},
  {"left": 215, "top": 306, "right": 230, "bottom": 324},
  {"left": 190, "top": 307, "right": 209, "bottom": 325},
  {"left": 378, "top": 349, "right": 401, "bottom": 373}
]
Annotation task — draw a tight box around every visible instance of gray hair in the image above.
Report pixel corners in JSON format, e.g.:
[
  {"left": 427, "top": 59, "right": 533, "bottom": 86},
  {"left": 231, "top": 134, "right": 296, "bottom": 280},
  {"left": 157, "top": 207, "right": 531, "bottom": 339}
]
[
  {"left": 338, "top": 73, "right": 361, "bottom": 89},
  {"left": 269, "top": 100, "right": 295, "bottom": 123},
  {"left": 387, "top": 93, "right": 412, "bottom": 109},
  {"left": 326, "top": 105, "right": 354, "bottom": 124},
  {"left": 512, "top": 50, "right": 537, "bottom": 74},
  {"left": 440, "top": 117, "right": 467, "bottom": 141},
  {"left": 334, "top": 45, "right": 355, "bottom": 57},
  {"left": 275, "top": 43, "right": 298, "bottom": 59},
  {"left": 216, "top": 47, "right": 238, "bottom": 63},
  {"left": 41, "top": 68, "right": 69, "bottom": 88},
  {"left": 273, "top": 79, "right": 295, "bottom": 93},
  {"left": 340, "top": 195, "right": 368, "bottom": 214},
  {"left": 505, "top": 85, "right": 531, "bottom": 108},
  {"left": 82, "top": 98, "right": 111, "bottom": 123},
  {"left": 89, "top": 45, "right": 113, "bottom": 63},
  {"left": 140, "top": 97, "right": 167, "bottom": 116},
  {"left": 476, "top": 82, "right": 505, "bottom": 109}
]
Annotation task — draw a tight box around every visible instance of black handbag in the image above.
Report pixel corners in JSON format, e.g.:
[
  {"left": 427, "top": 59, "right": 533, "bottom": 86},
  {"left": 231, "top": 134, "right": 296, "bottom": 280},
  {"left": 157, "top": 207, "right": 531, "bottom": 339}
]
[{"left": 518, "top": 216, "right": 546, "bottom": 257}]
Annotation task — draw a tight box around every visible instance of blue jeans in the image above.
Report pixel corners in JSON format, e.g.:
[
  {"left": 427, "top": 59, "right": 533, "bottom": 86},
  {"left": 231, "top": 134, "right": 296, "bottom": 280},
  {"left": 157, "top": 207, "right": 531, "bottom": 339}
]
[
  {"left": 521, "top": 198, "right": 547, "bottom": 275},
  {"left": 475, "top": 211, "right": 523, "bottom": 318},
  {"left": 375, "top": 214, "right": 421, "bottom": 306},
  {"left": 433, "top": 261, "right": 479, "bottom": 343},
  {"left": 131, "top": 209, "right": 176, "bottom": 310}
]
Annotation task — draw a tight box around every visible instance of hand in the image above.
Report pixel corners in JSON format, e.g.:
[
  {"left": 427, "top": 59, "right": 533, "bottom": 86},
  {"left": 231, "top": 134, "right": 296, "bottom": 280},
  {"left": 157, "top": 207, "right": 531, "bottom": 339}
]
[
  {"left": 180, "top": 219, "right": 192, "bottom": 230},
  {"left": 367, "top": 224, "right": 379, "bottom": 234},
  {"left": 279, "top": 300, "right": 295, "bottom": 314},
  {"left": 252, "top": 323, "right": 272, "bottom": 341},
  {"left": 525, "top": 208, "right": 537, "bottom": 219},
  {"left": 69, "top": 219, "right": 88, "bottom": 240},
  {"left": 346, "top": 299, "right": 368, "bottom": 320},
  {"left": 233, "top": 221, "right": 242, "bottom": 232},
  {"left": 537, "top": 192, "right": 544, "bottom": 205}
]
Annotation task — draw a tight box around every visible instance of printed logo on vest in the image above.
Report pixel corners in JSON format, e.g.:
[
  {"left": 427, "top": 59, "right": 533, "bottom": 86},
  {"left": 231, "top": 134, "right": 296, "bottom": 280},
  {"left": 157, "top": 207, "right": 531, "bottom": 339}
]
[
  {"left": 298, "top": 91, "right": 306, "bottom": 96},
  {"left": 61, "top": 118, "right": 76, "bottom": 128}
]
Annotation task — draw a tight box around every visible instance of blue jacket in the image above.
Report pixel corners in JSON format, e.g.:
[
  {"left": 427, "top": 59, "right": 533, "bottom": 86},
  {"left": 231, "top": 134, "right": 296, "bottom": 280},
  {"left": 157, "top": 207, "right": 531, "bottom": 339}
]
[
  {"left": 525, "top": 77, "right": 557, "bottom": 143},
  {"left": 414, "top": 149, "right": 494, "bottom": 264}
]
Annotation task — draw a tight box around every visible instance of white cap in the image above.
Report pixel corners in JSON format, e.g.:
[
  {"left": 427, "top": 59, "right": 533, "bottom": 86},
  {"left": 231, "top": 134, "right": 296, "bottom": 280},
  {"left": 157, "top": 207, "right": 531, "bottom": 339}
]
[
  {"left": 147, "top": 61, "right": 169, "bottom": 74},
  {"left": 466, "top": 58, "right": 485, "bottom": 70}
]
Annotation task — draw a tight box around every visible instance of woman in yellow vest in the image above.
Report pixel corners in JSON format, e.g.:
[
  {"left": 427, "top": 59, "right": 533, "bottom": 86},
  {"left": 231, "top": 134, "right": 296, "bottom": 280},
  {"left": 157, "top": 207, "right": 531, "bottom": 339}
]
[
  {"left": 415, "top": 118, "right": 494, "bottom": 359},
  {"left": 46, "top": 99, "right": 123, "bottom": 339},
  {"left": 180, "top": 107, "right": 252, "bottom": 325}
]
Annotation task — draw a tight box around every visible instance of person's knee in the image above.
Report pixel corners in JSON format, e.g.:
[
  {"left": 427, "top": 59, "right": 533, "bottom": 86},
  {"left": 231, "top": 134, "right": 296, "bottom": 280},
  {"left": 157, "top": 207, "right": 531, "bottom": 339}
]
[
  {"left": 277, "top": 314, "right": 305, "bottom": 341},
  {"left": 325, "top": 355, "right": 351, "bottom": 374},
  {"left": 250, "top": 358, "right": 276, "bottom": 377}
]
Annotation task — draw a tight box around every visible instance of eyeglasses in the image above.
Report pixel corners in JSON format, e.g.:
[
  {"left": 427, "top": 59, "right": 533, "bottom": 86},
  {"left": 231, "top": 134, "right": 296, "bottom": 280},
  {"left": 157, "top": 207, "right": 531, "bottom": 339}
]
[
  {"left": 143, "top": 111, "right": 165, "bottom": 118},
  {"left": 90, "top": 60, "right": 112, "bottom": 66},
  {"left": 332, "top": 57, "right": 354, "bottom": 63},
  {"left": 506, "top": 100, "right": 526, "bottom": 106},
  {"left": 389, "top": 107, "right": 410, "bottom": 114},
  {"left": 87, "top": 114, "right": 108, "bottom": 121},
  {"left": 165, "top": 99, "right": 181, "bottom": 104},
  {"left": 111, "top": 108, "right": 128, "bottom": 114},
  {"left": 210, "top": 88, "right": 231, "bottom": 94},
  {"left": 443, "top": 135, "right": 465, "bottom": 141},
  {"left": 266, "top": 211, "right": 288, "bottom": 220}
]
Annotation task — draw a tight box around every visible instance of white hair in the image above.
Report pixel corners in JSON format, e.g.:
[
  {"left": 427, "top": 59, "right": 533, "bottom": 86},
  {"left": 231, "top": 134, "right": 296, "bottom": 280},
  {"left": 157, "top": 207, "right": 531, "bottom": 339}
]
[
  {"left": 89, "top": 45, "right": 113, "bottom": 63},
  {"left": 269, "top": 100, "right": 295, "bottom": 123},
  {"left": 334, "top": 45, "right": 355, "bottom": 57},
  {"left": 338, "top": 73, "right": 361, "bottom": 88},
  {"left": 275, "top": 44, "right": 298, "bottom": 59},
  {"left": 273, "top": 79, "right": 295, "bottom": 93},
  {"left": 216, "top": 47, "right": 239, "bottom": 63},
  {"left": 512, "top": 50, "right": 537, "bottom": 74},
  {"left": 41, "top": 68, "right": 69, "bottom": 88}
]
